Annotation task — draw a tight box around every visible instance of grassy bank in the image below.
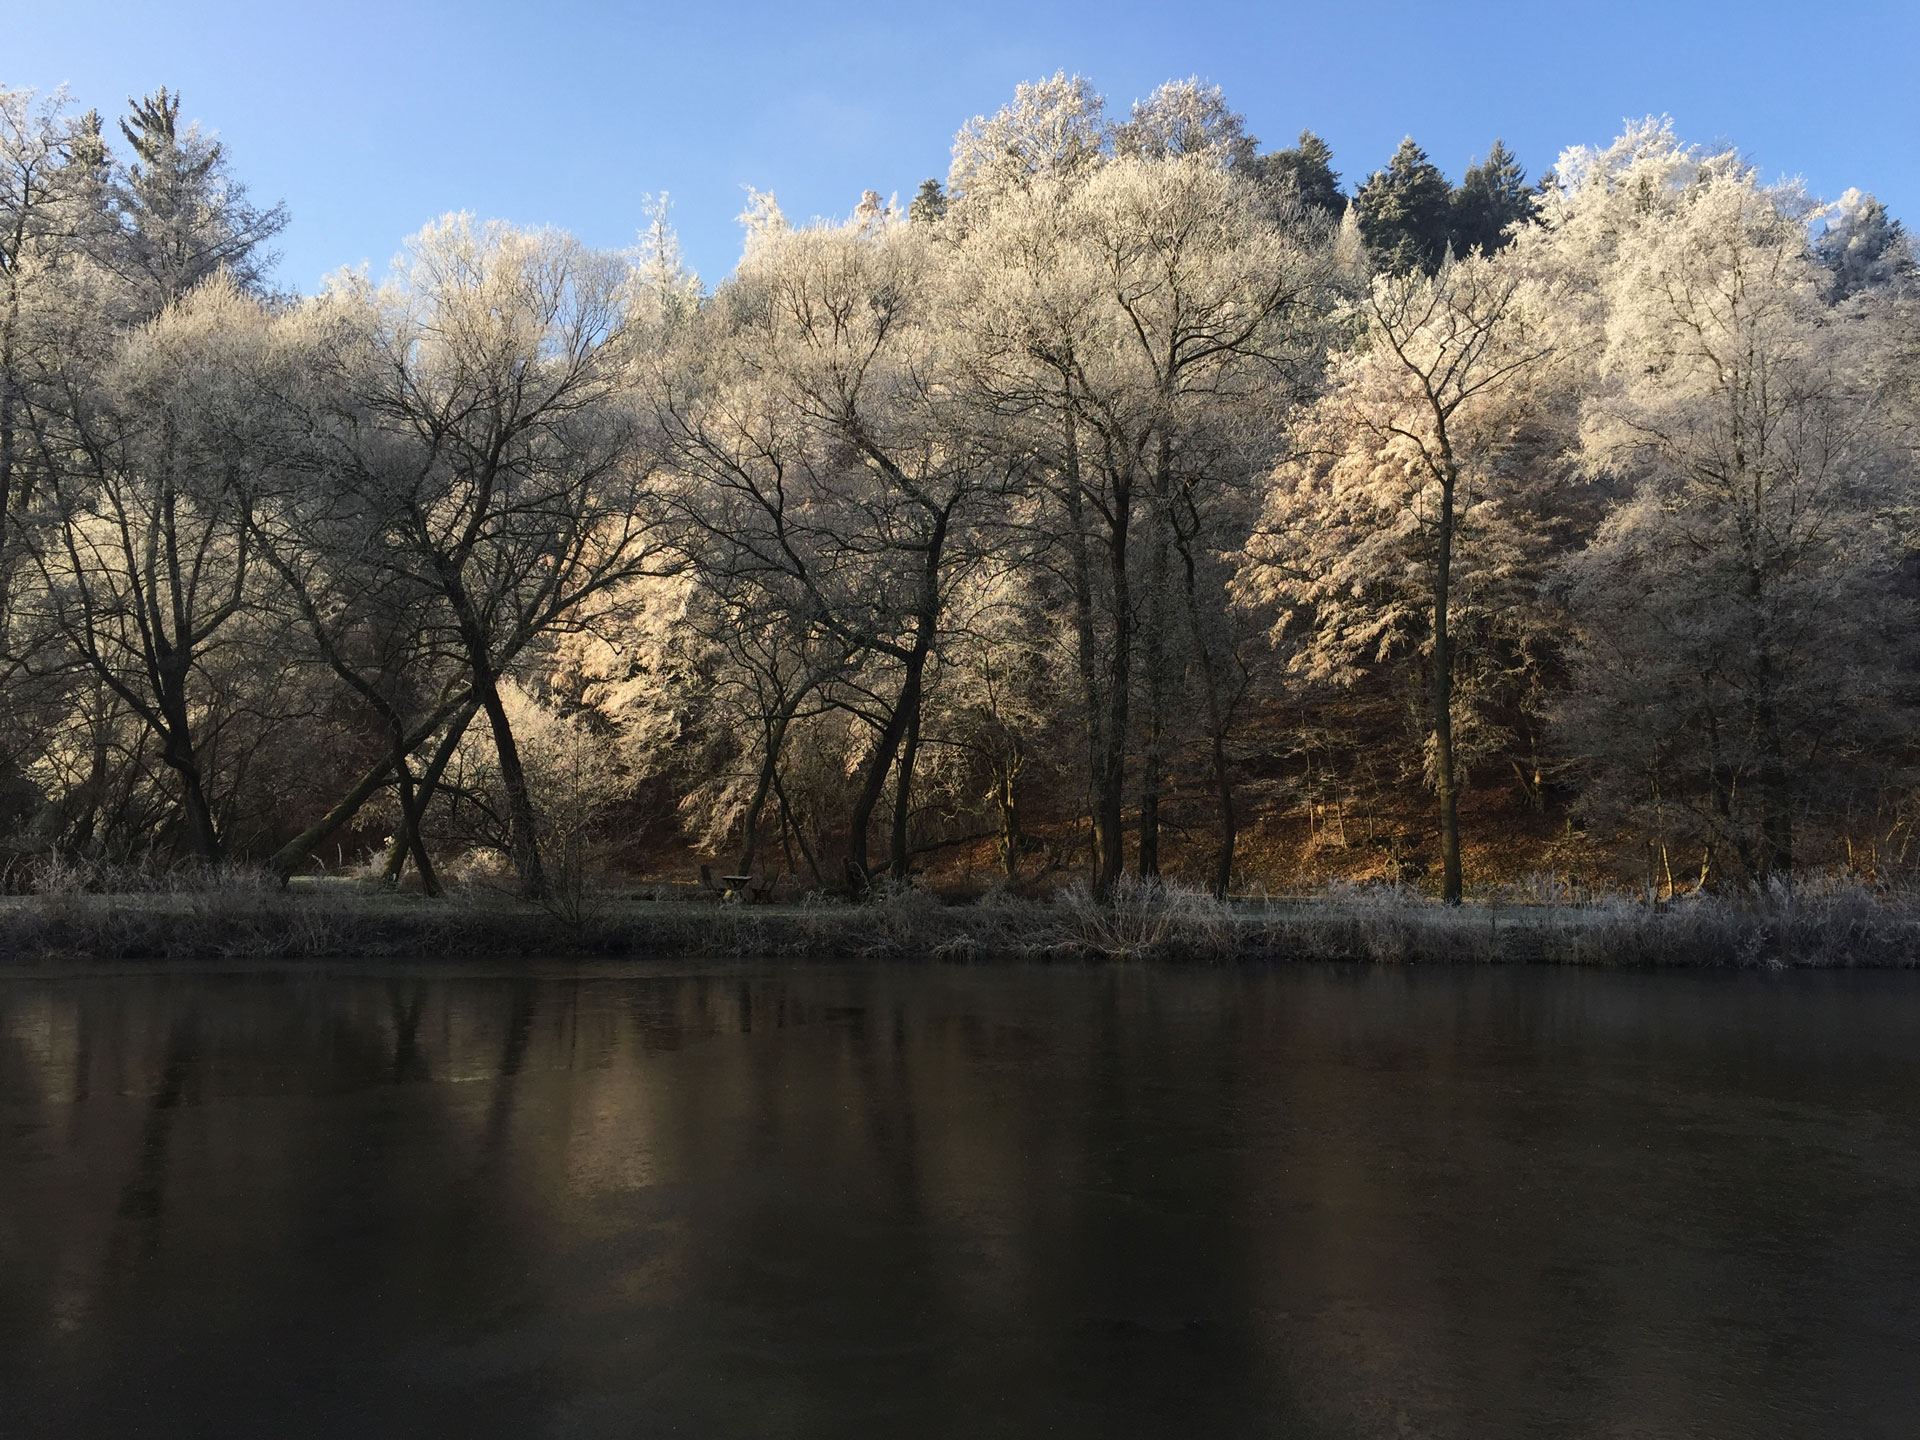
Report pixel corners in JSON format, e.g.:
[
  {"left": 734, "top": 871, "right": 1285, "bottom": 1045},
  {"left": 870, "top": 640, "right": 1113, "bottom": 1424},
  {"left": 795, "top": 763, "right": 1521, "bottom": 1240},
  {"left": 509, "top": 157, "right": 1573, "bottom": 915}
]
[{"left": 2, "top": 874, "right": 1917, "bottom": 968}]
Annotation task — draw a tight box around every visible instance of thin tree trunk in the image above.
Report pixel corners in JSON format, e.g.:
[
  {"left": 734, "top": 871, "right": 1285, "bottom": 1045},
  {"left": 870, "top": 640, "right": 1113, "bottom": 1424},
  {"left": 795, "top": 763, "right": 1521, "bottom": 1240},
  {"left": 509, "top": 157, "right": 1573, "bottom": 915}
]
[
  {"left": 1750, "top": 593, "right": 1792, "bottom": 884},
  {"left": 996, "top": 739, "right": 1027, "bottom": 882},
  {"left": 1173, "top": 510, "right": 1238, "bottom": 901},
  {"left": 1432, "top": 471, "right": 1462, "bottom": 905},
  {"left": 737, "top": 698, "right": 800, "bottom": 877},
  {"left": 1060, "top": 414, "right": 1106, "bottom": 887},
  {"left": 0, "top": 385, "right": 15, "bottom": 625},
  {"left": 382, "top": 701, "right": 477, "bottom": 884},
  {"left": 382, "top": 749, "right": 441, "bottom": 896},
  {"left": 1137, "top": 583, "right": 1167, "bottom": 880},
  {"left": 1095, "top": 473, "right": 1132, "bottom": 901},
  {"left": 772, "top": 764, "right": 823, "bottom": 890},
  {"left": 888, "top": 699, "right": 921, "bottom": 881},
  {"left": 273, "top": 697, "right": 474, "bottom": 881}
]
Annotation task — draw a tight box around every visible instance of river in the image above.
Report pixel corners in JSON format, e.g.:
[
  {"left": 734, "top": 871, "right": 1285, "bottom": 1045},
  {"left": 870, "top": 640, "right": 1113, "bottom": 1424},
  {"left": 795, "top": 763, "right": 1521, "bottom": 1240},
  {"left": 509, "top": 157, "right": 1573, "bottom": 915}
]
[{"left": 1, "top": 962, "right": 1915, "bottom": 1437}]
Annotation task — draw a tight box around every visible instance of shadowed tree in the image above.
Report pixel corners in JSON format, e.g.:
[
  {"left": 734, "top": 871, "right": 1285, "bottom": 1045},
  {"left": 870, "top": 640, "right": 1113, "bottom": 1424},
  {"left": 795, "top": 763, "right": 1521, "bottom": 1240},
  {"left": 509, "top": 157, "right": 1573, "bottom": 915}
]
[
  {"left": 1449, "top": 141, "right": 1534, "bottom": 258},
  {"left": 1355, "top": 138, "right": 1452, "bottom": 275}
]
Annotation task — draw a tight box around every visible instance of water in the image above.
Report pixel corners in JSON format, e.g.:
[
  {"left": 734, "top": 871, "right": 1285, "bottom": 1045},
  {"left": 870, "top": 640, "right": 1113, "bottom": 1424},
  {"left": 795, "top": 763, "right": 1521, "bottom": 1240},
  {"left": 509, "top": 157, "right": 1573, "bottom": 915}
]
[{"left": 1, "top": 962, "right": 1916, "bottom": 1438}]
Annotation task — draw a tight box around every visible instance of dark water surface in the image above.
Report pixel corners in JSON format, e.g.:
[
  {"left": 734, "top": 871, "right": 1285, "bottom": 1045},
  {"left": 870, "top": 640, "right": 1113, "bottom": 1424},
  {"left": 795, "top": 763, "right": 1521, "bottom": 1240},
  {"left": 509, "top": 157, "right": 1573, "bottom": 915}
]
[{"left": 1, "top": 962, "right": 1916, "bottom": 1438}]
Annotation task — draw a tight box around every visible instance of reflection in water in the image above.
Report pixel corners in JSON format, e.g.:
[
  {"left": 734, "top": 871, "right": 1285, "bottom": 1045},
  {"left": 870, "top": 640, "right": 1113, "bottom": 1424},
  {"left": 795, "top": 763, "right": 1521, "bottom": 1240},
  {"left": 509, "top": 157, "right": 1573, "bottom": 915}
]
[{"left": 1, "top": 964, "right": 1918, "bottom": 1438}]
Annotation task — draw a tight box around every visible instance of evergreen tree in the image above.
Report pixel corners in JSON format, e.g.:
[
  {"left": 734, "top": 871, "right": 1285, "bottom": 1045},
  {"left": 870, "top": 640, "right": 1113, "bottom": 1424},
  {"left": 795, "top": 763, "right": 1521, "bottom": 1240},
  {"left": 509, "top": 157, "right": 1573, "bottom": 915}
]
[
  {"left": 107, "top": 87, "right": 286, "bottom": 311},
  {"left": 1354, "top": 137, "right": 1451, "bottom": 275},
  {"left": 1449, "top": 140, "right": 1534, "bottom": 257},
  {"left": 1815, "top": 189, "right": 1912, "bottom": 299},
  {"left": 1259, "top": 129, "right": 1342, "bottom": 216},
  {"left": 908, "top": 177, "right": 947, "bottom": 226}
]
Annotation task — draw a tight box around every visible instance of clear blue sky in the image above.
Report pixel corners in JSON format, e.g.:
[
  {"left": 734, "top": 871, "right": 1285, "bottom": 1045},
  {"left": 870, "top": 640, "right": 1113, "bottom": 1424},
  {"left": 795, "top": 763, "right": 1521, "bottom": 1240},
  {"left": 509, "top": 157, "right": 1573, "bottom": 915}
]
[{"left": 9, "top": 0, "right": 1917, "bottom": 292}]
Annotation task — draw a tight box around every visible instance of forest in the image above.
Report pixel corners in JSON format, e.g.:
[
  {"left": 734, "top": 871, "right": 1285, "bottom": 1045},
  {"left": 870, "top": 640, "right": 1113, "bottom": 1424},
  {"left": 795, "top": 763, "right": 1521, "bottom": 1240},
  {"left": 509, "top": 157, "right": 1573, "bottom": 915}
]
[{"left": 1, "top": 73, "right": 1915, "bottom": 910}]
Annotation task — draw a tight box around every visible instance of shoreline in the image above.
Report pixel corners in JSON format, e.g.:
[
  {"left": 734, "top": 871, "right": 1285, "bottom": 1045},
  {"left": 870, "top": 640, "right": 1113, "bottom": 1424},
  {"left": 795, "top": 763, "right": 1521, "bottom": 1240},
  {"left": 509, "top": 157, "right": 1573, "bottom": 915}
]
[{"left": 2, "top": 886, "right": 1916, "bottom": 968}]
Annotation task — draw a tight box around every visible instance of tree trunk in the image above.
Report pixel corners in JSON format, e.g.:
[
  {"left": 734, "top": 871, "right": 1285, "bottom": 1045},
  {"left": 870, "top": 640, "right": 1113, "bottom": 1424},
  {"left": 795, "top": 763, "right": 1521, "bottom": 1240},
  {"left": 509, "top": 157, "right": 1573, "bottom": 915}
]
[
  {"left": 1137, "top": 528, "right": 1168, "bottom": 881},
  {"left": 0, "top": 383, "right": 15, "bottom": 625},
  {"left": 847, "top": 512, "right": 946, "bottom": 895},
  {"left": 846, "top": 649, "right": 924, "bottom": 891},
  {"left": 738, "top": 694, "right": 806, "bottom": 877},
  {"left": 887, "top": 700, "right": 921, "bottom": 881},
  {"left": 382, "top": 749, "right": 441, "bottom": 896},
  {"left": 381, "top": 703, "right": 475, "bottom": 888},
  {"left": 772, "top": 765, "right": 824, "bottom": 890},
  {"left": 155, "top": 668, "right": 220, "bottom": 863},
  {"left": 995, "top": 739, "right": 1027, "bottom": 882},
  {"left": 1432, "top": 474, "right": 1462, "bottom": 906},
  {"left": 271, "top": 700, "right": 473, "bottom": 880},
  {"left": 1749, "top": 584, "right": 1792, "bottom": 885},
  {"left": 0, "top": 278, "right": 21, "bottom": 627},
  {"left": 1137, "top": 433, "right": 1177, "bottom": 882},
  {"left": 273, "top": 758, "right": 398, "bottom": 880},
  {"left": 1174, "top": 514, "right": 1239, "bottom": 901},
  {"left": 472, "top": 667, "right": 546, "bottom": 901},
  {"left": 1095, "top": 474, "right": 1133, "bottom": 901},
  {"left": 1059, "top": 411, "right": 1106, "bottom": 887}
]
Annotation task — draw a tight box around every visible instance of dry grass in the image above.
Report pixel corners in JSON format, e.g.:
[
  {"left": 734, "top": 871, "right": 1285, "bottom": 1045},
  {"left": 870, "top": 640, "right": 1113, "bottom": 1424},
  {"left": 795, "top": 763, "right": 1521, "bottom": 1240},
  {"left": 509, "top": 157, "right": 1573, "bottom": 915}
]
[{"left": 0, "top": 864, "right": 1915, "bottom": 967}]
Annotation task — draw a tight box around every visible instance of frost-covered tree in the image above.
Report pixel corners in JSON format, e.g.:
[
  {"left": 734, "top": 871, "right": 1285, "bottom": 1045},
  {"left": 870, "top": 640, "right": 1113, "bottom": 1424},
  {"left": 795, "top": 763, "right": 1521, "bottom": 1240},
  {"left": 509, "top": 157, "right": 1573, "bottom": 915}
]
[
  {"left": 1548, "top": 147, "right": 1910, "bottom": 887},
  {"left": 1243, "top": 255, "right": 1565, "bottom": 902},
  {"left": 948, "top": 139, "right": 1339, "bottom": 895},
  {"left": 652, "top": 204, "right": 1000, "bottom": 888},
  {"left": 1814, "top": 189, "right": 1912, "bottom": 301},
  {"left": 1110, "top": 78, "right": 1258, "bottom": 171},
  {"left": 295, "top": 217, "right": 661, "bottom": 898},
  {"left": 947, "top": 72, "right": 1107, "bottom": 216},
  {"left": 105, "top": 88, "right": 286, "bottom": 314},
  {"left": 2, "top": 89, "right": 99, "bottom": 637},
  {"left": 11, "top": 278, "right": 296, "bottom": 860}
]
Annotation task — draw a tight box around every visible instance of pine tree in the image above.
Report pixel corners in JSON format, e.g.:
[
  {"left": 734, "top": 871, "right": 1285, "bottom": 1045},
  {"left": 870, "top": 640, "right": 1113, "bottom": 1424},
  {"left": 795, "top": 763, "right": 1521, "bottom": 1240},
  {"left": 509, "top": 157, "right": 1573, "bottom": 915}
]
[
  {"left": 1815, "top": 189, "right": 1912, "bottom": 299},
  {"left": 908, "top": 177, "right": 946, "bottom": 226},
  {"left": 1259, "top": 129, "right": 1342, "bottom": 216},
  {"left": 1354, "top": 137, "right": 1452, "bottom": 275},
  {"left": 108, "top": 87, "right": 286, "bottom": 310},
  {"left": 1450, "top": 140, "right": 1534, "bottom": 257}
]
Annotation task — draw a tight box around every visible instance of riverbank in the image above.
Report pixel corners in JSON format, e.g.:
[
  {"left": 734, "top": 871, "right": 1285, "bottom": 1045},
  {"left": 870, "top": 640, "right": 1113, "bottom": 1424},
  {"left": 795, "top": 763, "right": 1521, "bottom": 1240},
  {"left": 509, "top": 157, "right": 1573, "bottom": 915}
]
[{"left": 2, "top": 879, "right": 1916, "bottom": 967}]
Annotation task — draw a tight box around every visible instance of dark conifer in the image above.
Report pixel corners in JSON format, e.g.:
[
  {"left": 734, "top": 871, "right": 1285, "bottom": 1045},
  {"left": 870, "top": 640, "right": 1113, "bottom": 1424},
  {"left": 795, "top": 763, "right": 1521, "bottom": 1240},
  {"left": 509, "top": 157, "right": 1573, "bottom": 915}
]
[
  {"left": 1449, "top": 140, "right": 1534, "bottom": 257},
  {"left": 908, "top": 177, "right": 947, "bottom": 227},
  {"left": 1259, "top": 129, "right": 1343, "bottom": 217},
  {"left": 1354, "top": 137, "right": 1452, "bottom": 274}
]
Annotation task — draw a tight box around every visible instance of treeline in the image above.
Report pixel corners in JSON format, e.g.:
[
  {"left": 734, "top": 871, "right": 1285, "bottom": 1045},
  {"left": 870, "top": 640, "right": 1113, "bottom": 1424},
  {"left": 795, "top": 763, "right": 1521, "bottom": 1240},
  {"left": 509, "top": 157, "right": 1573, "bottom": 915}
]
[{"left": 0, "top": 75, "right": 1915, "bottom": 904}]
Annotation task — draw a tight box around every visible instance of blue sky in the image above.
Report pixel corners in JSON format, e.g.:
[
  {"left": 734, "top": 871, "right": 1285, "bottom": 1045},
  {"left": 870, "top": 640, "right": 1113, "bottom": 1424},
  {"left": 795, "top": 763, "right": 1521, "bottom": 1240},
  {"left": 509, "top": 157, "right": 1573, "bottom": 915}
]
[{"left": 9, "top": 0, "right": 1917, "bottom": 292}]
